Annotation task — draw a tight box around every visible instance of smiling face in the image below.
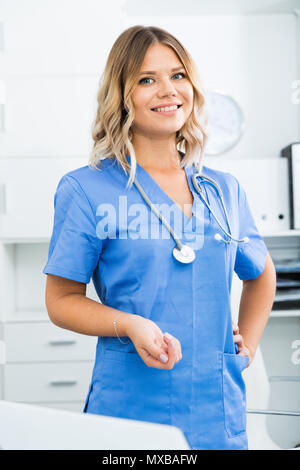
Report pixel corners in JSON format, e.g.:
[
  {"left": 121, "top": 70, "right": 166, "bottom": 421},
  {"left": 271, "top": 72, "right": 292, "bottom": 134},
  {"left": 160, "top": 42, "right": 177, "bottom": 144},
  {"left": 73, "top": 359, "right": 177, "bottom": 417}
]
[{"left": 130, "top": 43, "right": 194, "bottom": 139}]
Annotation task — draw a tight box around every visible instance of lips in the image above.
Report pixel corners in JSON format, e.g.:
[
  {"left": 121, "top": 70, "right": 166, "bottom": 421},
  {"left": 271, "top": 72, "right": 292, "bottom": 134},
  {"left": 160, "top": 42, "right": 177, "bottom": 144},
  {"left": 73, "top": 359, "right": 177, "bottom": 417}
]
[{"left": 151, "top": 104, "right": 182, "bottom": 111}]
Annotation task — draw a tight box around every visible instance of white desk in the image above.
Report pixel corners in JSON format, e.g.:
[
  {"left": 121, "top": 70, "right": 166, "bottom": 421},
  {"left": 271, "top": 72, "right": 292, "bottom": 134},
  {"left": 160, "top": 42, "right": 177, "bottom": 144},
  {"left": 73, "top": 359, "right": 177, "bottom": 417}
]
[{"left": 0, "top": 400, "right": 190, "bottom": 450}]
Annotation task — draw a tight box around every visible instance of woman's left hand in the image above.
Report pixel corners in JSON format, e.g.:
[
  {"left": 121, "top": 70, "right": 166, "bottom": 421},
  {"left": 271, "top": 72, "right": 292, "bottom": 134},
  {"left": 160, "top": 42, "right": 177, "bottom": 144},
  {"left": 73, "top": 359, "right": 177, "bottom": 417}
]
[{"left": 232, "top": 321, "right": 253, "bottom": 367}]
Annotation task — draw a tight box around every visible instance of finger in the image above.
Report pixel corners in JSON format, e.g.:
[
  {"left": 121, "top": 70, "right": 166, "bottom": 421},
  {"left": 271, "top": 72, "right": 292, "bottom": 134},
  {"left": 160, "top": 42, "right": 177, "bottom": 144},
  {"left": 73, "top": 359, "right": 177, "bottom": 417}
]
[
  {"left": 172, "top": 339, "right": 182, "bottom": 362},
  {"left": 140, "top": 350, "right": 170, "bottom": 369},
  {"left": 162, "top": 334, "right": 176, "bottom": 367},
  {"left": 165, "top": 339, "right": 176, "bottom": 367},
  {"left": 232, "top": 322, "right": 239, "bottom": 335},
  {"left": 238, "top": 349, "right": 249, "bottom": 357},
  {"left": 145, "top": 341, "right": 170, "bottom": 365},
  {"left": 160, "top": 340, "right": 168, "bottom": 354},
  {"left": 154, "top": 335, "right": 168, "bottom": 355},
  {"left": 237, "top": 345, "right": 251, "bottom": 358},
  {"left": 163, "top": 332, "right": 173, "bottom": 342},
  {"left": 237, "top": 349, "right": 251, "bottom": 367},
  {"left": 163, "top": 332, "right": 179, "bottom": 347},
  {"left": 138, "top": 346, "right": 170, "bottom": 368},
  {"left": 164, "top": 333, "right": 180, "bottom": 364},
  {"left": 164, "top": 333, "right": 182, "bottom": 361},
  {"left": 233, "top": 333, "right": 244, "bottom": 347}
]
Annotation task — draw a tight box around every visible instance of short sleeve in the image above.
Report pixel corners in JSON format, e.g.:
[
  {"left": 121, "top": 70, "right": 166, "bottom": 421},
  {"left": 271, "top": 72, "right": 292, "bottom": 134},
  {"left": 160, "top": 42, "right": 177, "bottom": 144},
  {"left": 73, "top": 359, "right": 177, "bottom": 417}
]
[
  {"left": 233, "top": 176, "right": 267, "bottom": 280},
  {"left": 43, "top": 174, "right": 102, "bottom": 283}
]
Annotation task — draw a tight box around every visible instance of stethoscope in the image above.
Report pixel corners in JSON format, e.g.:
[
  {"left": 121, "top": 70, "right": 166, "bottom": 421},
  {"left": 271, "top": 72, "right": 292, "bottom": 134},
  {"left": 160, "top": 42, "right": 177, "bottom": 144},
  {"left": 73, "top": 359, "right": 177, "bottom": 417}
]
[{"left": 130, "top": 163, "right": 249, "bottom": 264}]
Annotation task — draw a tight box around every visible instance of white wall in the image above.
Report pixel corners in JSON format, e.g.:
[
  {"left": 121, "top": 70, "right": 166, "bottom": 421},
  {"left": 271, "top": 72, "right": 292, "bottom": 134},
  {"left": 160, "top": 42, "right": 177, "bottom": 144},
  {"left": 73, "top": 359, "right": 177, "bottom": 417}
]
[
  {"left": 122, "top": 13, "right": 298, "bottom": 159},
  {"left": 0, "top": 0, "right": 298, "bottom": 160}
]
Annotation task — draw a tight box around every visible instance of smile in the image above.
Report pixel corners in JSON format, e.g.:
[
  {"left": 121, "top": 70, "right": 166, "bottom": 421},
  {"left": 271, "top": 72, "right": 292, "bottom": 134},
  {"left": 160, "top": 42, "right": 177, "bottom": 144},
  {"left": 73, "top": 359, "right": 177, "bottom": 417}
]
[{"left": 151, "top": 104, "right": 183, "bottom": 115}]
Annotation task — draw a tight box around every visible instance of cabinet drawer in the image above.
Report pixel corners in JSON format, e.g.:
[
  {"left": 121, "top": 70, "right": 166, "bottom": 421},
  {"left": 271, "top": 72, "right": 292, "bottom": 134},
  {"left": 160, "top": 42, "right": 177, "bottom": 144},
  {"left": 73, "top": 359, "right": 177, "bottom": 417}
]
[
  {"left": 4, "top": 361, "right": 94, "bottom": 403},
  {"left": 4, "top": 321, "right": 97, "bottom": 363}
]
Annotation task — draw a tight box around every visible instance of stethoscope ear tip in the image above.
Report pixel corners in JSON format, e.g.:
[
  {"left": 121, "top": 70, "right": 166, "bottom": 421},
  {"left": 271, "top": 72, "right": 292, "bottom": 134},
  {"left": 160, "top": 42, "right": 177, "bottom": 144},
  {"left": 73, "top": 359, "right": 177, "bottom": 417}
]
[{"left": 215, "top": 233, "right": 249, "bottom": 244}]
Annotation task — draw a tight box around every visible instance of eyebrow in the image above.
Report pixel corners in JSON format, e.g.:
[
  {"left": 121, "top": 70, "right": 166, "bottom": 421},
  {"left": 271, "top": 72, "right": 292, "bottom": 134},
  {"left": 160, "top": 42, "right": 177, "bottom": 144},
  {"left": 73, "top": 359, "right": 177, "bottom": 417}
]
[{"left": 138, "top": 66, "right": 185, "bottom": 75}]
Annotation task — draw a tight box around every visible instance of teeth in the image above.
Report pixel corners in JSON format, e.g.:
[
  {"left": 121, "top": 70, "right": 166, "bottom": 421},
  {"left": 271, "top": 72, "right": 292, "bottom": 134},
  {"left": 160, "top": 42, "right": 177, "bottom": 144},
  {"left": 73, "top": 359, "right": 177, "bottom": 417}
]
[{"left": 153, "top": 105, "right": 179, "bottom": 112}]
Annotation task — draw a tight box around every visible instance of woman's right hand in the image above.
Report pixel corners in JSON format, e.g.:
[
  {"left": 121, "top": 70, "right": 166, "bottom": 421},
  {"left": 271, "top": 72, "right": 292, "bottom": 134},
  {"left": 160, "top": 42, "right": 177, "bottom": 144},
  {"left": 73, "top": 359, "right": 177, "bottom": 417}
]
[{"left": 124, "top": 315, "right": 182, "bottom": 369}]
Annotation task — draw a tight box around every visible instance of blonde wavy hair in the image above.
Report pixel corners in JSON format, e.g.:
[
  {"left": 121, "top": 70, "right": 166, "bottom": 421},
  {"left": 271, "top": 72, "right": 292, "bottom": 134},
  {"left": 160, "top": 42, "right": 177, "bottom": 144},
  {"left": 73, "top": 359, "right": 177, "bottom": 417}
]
[{"left": 88, "top": 25, "right": 208, "bottom": 188}]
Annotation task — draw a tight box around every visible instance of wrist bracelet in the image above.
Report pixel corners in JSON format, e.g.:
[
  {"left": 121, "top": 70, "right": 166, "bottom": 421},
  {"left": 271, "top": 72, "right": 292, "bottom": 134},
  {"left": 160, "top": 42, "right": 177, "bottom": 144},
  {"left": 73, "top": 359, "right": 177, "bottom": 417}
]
[{"left": 113, "top": 314, "right": 130, "bottom": 344}]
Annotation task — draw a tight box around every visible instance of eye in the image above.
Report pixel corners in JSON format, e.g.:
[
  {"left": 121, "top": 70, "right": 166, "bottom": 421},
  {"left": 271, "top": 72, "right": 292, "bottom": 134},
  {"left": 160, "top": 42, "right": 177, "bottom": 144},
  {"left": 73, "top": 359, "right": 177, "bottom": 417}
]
[
  {"left": 139, "top": 77, "right": 154, "bottom": 85},
  {"left": 172, "top": 72, "right": 186, "bottom": 80},
  {"left": 138, "top": 72, "right": 186, "bottom": 85}
]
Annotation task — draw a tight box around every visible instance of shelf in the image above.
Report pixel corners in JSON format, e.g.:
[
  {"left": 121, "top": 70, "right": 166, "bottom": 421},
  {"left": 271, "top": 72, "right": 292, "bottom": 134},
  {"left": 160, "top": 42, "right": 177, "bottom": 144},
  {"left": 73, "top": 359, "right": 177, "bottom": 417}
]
[
  {"left": 1, "top": 310, "right": 49, "bottom": 323},
  {"left": 0, "top": 231, "right": 299, "bottom": 244},
  {"left": 270, "top": 310, "right": 300, "bottom": 318},
  {"left": 0, "top": 238, "right": 50, "bottom": 245},
  {"left": 262, "top": 230, "right": 300, "bottom": 238}
]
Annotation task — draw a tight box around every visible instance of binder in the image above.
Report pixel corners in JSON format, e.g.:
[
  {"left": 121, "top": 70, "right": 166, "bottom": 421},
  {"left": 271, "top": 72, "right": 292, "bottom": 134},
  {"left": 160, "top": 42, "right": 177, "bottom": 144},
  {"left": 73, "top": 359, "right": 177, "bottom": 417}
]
[{"left": 281, "top": 142, "right": 300, "bottom": 229}]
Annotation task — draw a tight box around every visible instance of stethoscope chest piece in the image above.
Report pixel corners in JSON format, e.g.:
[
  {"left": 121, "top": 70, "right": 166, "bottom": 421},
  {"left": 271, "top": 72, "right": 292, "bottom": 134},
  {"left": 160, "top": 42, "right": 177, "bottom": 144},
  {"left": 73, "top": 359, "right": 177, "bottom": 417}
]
[{"left": 173, "top": 244, "right": 196, "bottom": 264}]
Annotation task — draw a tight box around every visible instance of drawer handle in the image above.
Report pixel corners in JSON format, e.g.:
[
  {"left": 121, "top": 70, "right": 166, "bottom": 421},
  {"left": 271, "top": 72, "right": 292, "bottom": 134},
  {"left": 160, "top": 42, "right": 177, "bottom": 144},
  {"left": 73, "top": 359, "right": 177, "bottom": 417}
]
[
  {"left": 49, "top": 380, "right": 78, "bottom": 387},
  {"left": 48, "top": 339, "right": 77, "bottom": 346}
]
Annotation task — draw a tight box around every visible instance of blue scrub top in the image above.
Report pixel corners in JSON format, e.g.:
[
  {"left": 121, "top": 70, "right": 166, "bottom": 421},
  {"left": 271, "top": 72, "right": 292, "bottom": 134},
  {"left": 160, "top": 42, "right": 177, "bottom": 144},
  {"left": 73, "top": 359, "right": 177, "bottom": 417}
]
[{"left": 43, "top": 152, "right": 267, "bottom": 450}]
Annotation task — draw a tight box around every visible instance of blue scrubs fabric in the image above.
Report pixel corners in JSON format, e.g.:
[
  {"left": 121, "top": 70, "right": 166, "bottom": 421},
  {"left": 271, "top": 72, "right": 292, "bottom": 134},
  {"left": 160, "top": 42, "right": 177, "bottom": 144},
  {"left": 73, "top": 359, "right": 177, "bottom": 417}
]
[{"left": 43, "top": 154, "right": 267, "bottom": 450}]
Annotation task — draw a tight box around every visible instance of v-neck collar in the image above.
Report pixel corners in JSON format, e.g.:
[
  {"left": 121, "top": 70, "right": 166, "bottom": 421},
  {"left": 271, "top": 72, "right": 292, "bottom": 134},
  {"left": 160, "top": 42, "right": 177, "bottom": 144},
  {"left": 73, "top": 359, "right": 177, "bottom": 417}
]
[{"left": 125, "top": 151, "right": 200, "bottom": 229}]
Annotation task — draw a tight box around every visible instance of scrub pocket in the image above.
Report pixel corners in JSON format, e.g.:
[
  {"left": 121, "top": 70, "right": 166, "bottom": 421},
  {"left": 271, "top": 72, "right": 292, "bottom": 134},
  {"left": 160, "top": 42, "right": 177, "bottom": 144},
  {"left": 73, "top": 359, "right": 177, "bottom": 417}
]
[
  {"left": 84, "top": 348, "right": 171, "bottom": 424},
  {"left": 222, "top": 353, "right": 249, "bottom": 438},
  {"left": 83, "top": 351, "right": 126, "bottom": 417},
  {"left": 120, "top": 349, "right": 172, "bottom": 425}
]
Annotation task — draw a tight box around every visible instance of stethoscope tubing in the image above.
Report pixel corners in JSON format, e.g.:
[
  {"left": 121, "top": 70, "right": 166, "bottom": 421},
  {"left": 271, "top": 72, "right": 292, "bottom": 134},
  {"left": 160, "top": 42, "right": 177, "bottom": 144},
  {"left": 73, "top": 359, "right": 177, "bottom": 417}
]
[
  {"left": 191, "top": 172, "right": 249, "bottom": 244},
  {"left": 128, "top": 162, "right": 249, "bottom": 263},
  {"left": 133, "top": 177, "right": 185, "bottom": 251}
]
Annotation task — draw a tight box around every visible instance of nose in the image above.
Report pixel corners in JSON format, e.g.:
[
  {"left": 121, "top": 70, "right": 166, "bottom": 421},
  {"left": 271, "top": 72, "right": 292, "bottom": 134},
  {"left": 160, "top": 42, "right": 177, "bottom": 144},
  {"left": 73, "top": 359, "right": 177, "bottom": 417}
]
[{"left": 157, "top": 77, "right": 178, "bottom": 98}]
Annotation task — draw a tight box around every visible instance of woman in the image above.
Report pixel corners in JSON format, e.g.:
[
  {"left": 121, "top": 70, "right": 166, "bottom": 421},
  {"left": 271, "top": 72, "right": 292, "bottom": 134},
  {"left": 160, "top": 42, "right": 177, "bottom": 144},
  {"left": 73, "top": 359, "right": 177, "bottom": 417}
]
[{"left": 43, "top": 25, "right": 276, "bottom": 450}]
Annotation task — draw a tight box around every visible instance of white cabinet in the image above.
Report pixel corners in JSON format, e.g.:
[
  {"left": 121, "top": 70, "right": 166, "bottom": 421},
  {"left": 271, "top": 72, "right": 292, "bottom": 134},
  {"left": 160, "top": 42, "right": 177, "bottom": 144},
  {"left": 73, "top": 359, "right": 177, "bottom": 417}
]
[
  {"left": 259, "top": 233, "right": 300, "bottom": 448},
  {"left": 4, "top": 321, "right": 97, "bottom": 363},
  {"left": 4, "top": 361, "right": 94, "bottom": 404},
  {"left": 0, "top": 157, "right": 88, "bottom": 239},
  {"left": 0, "top": 316, "right": 97, "bottom": 409},
  {"left": 0, "top": 157, "right": 99, "bottom": 411}
]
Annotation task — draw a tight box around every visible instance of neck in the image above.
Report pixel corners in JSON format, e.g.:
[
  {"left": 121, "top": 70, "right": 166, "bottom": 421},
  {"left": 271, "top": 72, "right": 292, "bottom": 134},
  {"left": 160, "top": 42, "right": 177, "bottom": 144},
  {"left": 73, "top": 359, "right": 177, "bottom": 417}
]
[{"left": 131, "top": 134, "right": 182, "bottom": 171}]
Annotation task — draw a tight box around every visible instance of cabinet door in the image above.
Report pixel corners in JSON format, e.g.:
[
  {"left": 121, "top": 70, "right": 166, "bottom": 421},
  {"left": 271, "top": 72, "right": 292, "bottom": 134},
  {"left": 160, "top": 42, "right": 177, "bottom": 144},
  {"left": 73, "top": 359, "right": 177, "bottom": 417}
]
[
  {"left": 4, "top": 321, "right": 97, "bottom": 363},
  {"left": 4, "top": 361, "right": 94, "bottom": 402},
  {"left": 0, "top": 157, "right": 88, "bottom": 239}
]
